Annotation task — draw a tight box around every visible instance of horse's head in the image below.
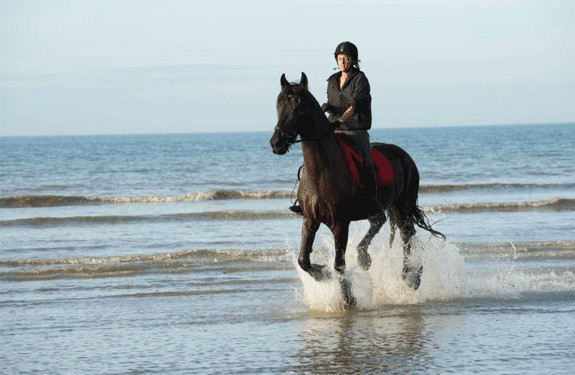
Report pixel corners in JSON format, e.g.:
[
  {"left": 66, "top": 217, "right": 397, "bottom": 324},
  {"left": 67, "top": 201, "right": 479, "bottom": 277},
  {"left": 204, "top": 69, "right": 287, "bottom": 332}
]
[{"left": 270, "top": 72, "right": 310, "bottom": 155}]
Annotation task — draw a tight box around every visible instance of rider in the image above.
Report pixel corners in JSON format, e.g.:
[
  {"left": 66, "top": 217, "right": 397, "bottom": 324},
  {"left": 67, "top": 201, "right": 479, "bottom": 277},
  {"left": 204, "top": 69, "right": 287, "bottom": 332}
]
[{"left": 290, "top": 41, "right": 384, "bottom": 217}]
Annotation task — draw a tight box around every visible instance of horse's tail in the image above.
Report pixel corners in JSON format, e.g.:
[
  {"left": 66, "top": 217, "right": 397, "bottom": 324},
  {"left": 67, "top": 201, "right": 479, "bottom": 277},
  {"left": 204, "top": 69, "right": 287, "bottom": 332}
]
[
  {"left": 405, "top": 154, "right": 446, "bottom": 240},
  {"left": 388, "top": 205, "right": 446, "bottom": 245},
  {"left": 384, "top": 144, "right": 445, "bottom": 241},
  {"left": 410, "top": 202, "right": 446, "bottom": 240}
]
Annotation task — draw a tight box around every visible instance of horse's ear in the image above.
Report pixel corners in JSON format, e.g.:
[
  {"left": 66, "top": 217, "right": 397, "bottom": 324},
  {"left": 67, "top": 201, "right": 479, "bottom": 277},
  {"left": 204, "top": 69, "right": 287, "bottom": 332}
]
[
  {"left": 300, "top": 72, "right": 308, "bottom": 89},
  {"left": 280, "top": 74, "right": 289, "bottom": 88}
]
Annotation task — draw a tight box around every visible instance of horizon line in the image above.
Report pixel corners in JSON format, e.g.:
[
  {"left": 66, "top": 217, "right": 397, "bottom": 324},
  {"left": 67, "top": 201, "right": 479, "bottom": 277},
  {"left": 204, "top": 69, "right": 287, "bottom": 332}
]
[{"left": 1, "top": 121, "right": 573, "bottom": 139}]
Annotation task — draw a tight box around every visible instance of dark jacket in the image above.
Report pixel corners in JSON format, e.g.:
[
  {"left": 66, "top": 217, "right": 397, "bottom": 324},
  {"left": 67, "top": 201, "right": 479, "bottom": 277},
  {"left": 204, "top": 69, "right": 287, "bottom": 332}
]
[{"left": 326, "top": 68, "right": 372, "bottom": 131}]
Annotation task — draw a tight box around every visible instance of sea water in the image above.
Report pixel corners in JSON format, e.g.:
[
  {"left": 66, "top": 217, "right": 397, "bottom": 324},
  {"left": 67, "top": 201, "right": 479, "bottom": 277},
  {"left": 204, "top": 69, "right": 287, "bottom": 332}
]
[{"left": 1, "top": 124, "right": 574, "bottom": 374}]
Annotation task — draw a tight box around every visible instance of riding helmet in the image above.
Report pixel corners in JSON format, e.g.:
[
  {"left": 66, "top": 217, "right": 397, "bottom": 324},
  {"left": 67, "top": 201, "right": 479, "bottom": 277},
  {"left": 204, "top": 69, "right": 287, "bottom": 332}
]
[{"left": 334, "top": 41, "right": 359, "bottom": 62}]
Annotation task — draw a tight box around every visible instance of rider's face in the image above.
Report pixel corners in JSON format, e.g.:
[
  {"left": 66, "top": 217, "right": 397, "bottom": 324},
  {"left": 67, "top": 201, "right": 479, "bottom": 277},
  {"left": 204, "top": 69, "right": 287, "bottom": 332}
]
[{"left": 337, "top": 54, "right": 353, "bottom": 72}]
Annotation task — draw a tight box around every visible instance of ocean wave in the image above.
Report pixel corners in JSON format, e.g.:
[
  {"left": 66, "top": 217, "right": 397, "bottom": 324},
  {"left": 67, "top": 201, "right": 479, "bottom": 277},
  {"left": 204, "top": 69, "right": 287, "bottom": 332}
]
[
  {"left": 429, "top": 198, "right": 575, "bottom": 213},
  {"left": 0, "top": 248, "right": 291, "bottom": 282},
  {"left": 0, "top": 210, "right": 296, "bottom": 227},
  {"left": 2, "top": 242, "right": 573, "bottom": 283},
  {"left": 0, "top": 190, "right": 294, "bottom": 208},
  {"left": 421, "top": 182, "right": 575, "bottom": 193},
  {"left": 457, "top": 240, "right": 575, "bottom": 260},
  {"left": 2, "top": 183, "right": 573, "bottom": 208},
  {"left": 0, "top": 195, "right": 97, "bottom": 208},
  {"left": 1, "top": 198, "right": 573, "bottom": 228}
]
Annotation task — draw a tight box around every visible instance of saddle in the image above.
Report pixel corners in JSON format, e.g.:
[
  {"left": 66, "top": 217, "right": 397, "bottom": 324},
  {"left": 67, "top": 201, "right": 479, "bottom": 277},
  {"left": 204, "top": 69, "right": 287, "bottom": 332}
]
[{"left": 336, "top": 136, "right": 395, "bottom": 189}]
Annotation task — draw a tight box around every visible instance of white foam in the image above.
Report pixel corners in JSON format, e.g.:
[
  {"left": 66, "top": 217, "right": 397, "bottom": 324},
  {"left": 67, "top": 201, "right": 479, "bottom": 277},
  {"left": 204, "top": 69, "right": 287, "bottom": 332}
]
[{"left": 292, "top": 225, "right": 575, "bottom": 312}]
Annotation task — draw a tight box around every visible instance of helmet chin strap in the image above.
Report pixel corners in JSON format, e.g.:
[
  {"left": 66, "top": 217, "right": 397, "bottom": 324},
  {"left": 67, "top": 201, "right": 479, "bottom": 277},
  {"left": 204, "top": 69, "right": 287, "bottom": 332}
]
[{"left": 334, "top": 65, "right": 353, "bottom": 73}]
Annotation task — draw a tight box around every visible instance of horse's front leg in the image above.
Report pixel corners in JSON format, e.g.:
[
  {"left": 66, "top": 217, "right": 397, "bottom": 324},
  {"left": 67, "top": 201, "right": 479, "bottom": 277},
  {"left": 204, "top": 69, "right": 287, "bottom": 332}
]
[
  {"left": 298, "top": 219, "right": 324, "bottom": 280},
  {"left": 332, "top": 222, "right": 357, "bottom": 309},
  {"left": 331, "top": 223, "right": 350, "bottom": 275}
]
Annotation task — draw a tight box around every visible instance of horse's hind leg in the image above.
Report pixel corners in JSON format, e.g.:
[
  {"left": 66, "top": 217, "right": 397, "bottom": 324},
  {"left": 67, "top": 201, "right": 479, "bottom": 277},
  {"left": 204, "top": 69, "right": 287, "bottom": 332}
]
[
  {"left": 356, "top": 214, "right": 386, "bottom": 271},
  {"left": 391, "top": 207, "right": 422, "bottom": 290}
]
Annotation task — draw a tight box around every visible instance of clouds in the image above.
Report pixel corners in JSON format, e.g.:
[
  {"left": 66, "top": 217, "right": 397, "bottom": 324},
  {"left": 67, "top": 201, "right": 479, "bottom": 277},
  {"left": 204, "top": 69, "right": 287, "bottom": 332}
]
[{"left": 1, "top": 0, "right": 573, "bottom": 135}]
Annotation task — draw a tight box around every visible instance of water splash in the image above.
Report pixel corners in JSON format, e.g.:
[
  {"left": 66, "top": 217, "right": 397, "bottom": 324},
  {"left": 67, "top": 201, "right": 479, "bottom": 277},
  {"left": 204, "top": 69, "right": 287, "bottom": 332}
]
[
  {"left": 292, "top": 226, "right": 575, "bottom": 312},
  {"left": 292, "top": 228, "right": 465, "bottom": 311}
]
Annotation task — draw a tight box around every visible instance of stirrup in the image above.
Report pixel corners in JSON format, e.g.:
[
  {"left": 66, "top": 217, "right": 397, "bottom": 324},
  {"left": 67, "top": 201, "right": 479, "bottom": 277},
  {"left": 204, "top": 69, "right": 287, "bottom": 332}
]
[{"left": 289, "top": 204, "right": 303, "bottom": 215}]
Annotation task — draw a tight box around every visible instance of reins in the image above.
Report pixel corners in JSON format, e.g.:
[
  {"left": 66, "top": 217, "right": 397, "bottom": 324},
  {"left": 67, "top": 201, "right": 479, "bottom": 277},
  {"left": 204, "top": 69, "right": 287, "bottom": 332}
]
[
  {"left": 289, "top": 164, "right": 304, "bottom": 205},
  {"left": 274, "top": 126, "right": 333, "bottom": 145},
  {"left": 293, "top": 134, "right": 334, "bottom": 144}
]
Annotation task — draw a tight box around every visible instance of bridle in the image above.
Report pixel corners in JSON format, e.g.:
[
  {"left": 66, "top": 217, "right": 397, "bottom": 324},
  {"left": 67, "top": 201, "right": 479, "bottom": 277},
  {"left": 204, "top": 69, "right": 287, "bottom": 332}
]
[
  {"left": 274, "top": 125, "right": 299, "bottom": 145},
  {"left": 276, "top": 93, "right": 333, "bottom": 145}
]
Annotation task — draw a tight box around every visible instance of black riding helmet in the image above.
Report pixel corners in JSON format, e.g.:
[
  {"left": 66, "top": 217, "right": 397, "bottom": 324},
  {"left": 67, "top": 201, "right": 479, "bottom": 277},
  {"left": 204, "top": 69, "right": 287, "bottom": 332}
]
[{"left": 334, "top": 41, "right": 359, "bottom": 62}]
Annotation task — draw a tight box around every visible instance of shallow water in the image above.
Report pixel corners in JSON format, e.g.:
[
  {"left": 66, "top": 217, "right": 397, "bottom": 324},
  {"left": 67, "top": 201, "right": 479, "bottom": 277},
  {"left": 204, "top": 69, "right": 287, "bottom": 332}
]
[
  {"left": 2, "top": 226, "right": 574, "bottom": 374},
  {"left": 1, "top": 124, "right": 574, "bottom": 374}
]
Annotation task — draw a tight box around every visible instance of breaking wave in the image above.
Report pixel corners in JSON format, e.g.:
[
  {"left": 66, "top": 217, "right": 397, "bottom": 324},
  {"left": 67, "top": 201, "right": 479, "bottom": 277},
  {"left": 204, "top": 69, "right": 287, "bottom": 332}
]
[
  {"left": 0, "top": 190, "right": 293, "bottom": 208},
  {"left": 2, "top": 199, "right": 573, "bottom": 228},
  {"left": 0, "top": 248, "right": 291, "bottom": 282},
  {"left": 2, "top": 241, "right": 573, "bottom": 287},
  {"left": 430, "top": 198, "right": 575, "bottom": 213},
  {"left": 421, "top": 182, "right": 575, "bottom": 193},
  {"left": 0, "top": 210, "right": 296, "bottom": 227},
  {"left": 2, "top": 188, "right": 574, "bottom": 210}
]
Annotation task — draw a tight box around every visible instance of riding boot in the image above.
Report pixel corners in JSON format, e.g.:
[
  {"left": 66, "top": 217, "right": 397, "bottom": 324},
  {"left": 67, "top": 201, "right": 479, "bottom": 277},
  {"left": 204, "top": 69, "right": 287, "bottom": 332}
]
[
  {"left": 362, "top": 164, "right": 385, "bottom": 218},
  {"left": 289, "top": 200, "right": 303, "bottom": 215}
]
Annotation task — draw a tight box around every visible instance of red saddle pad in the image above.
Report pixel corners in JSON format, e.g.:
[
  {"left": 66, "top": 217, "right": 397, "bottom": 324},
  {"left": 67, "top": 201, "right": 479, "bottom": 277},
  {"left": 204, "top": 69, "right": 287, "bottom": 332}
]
[{"left": 337, "top": 137, "right": 395, "bottom": 188}]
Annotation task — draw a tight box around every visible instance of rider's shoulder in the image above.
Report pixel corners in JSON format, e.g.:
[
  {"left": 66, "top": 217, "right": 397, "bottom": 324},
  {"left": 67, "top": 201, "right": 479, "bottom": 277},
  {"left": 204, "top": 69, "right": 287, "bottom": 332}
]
[
  {"left": 344, "top": 69, "right": 368, "bottom": 82},
  {"left": 353, "top": 70, "right": 368, "bottom": 80},
  {"left": 327, "top": 71, "right": 340, "bottom": 83}
]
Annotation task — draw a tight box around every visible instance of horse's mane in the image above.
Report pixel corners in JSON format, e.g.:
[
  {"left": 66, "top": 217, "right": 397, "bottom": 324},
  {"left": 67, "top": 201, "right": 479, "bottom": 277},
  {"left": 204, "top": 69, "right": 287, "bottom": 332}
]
[
  {"left": 279, "top": 81, "right": 323, "bottom": 114},
  {"left": 301, "top": 88, "right": 322, "bottom": 111},
  {"left": 280, "top": 80, "right": 321, "bottom": 109}
]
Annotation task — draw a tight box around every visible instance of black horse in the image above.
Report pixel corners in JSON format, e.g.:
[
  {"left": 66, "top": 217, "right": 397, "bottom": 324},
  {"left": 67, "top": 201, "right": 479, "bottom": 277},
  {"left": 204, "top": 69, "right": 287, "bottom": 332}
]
[{"left": 270, "top": 73, "right": 444, "bottom": 302}]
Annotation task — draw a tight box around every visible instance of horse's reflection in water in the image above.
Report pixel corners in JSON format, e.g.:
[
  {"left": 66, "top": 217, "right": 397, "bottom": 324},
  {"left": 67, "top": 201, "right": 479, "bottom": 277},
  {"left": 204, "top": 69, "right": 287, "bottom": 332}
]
[
  {"left": 270, "top": 73, "right": 444, "bottom": 308},
  {"left": 289, "top": 309, "right": 427, "bottom": 373}
]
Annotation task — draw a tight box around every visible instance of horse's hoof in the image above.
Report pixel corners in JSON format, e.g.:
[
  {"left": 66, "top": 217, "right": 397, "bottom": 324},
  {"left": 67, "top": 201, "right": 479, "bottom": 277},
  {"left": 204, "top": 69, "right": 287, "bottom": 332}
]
[
  {"left": 344, "top": 295, "right": 357, "bottom": 310},
  {"left": 339, "top": 277, "right": 357, "bottom": 310},
  {"left": 357, "top": 251, "right": 372, "bottom": 271},
  {"left": 308, "top": 264, "right": 331, "bottom": 281},
  {"left": 402, "top": 265, "right": 423, "bottom": 290}
]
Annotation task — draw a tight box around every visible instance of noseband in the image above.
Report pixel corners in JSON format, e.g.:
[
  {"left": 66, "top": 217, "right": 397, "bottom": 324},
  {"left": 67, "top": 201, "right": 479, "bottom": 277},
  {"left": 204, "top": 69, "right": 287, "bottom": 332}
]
[{"left": 275, "top": 125, "right": 299, "bottom": 145}]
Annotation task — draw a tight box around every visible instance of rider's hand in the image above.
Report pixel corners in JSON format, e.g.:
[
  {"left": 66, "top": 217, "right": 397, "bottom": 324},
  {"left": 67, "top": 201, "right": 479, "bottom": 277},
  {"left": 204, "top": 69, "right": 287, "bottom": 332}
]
[
  {"left": 330, "top": 119, "right": 342, "bottom": 130},
  {"left": 321, "top": 103, "right": 333, "bottom": 113}
]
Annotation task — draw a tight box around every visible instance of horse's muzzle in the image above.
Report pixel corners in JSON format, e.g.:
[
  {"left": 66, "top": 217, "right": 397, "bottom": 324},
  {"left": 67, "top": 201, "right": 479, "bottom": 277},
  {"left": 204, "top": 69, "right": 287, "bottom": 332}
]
[{"left": 270, "top": 131, "right": 289, "bottom": 155}]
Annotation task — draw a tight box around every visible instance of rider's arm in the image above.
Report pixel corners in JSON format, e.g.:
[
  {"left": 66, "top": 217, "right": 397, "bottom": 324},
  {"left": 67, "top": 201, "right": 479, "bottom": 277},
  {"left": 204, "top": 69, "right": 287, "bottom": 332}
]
[{"left": 338, "top": 106, "right": 355, "bottom": 123}]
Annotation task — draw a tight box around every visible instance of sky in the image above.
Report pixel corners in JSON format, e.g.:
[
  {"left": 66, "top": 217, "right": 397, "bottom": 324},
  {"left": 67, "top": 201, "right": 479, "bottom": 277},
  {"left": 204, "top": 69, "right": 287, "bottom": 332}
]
[{"left": 0, "top": 0, "right": 574, "bottom": 136}]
